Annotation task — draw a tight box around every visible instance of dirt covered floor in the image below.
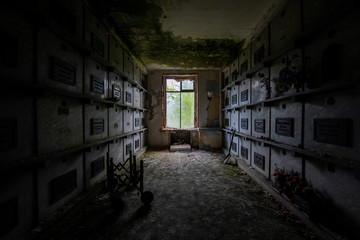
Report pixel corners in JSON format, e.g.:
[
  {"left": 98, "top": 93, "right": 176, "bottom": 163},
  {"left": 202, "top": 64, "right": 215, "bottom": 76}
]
[{"left": 33, "top": 150, "right": 318, "bottom": 240}]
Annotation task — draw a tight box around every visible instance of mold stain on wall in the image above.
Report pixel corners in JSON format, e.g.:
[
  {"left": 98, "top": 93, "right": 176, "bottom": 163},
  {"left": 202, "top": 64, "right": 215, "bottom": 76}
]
[{"left": 88, "top": 0, "right": 244, "bottom": 68}]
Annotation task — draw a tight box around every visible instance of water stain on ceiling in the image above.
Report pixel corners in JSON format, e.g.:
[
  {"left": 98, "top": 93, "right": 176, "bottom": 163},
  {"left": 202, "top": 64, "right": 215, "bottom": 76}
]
[{"left": 88, "top": 0, "right": 279, "bottom": 70}]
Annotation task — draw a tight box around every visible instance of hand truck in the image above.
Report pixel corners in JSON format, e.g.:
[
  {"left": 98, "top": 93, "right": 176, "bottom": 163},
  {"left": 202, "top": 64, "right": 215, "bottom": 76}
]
[{"left": 106, "top": 150, "right": 154, "bottom": 212}]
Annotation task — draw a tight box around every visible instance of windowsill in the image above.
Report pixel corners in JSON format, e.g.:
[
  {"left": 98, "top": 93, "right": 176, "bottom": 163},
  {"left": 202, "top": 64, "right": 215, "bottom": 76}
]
[{"left": 161, "top": 127, "right": 221, "bottom": 131}]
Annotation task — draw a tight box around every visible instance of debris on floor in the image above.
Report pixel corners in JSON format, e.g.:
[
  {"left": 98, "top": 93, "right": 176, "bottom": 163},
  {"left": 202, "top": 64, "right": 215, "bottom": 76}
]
[{"left": 31, "top": 150, "right": 319, "bottom": 240}]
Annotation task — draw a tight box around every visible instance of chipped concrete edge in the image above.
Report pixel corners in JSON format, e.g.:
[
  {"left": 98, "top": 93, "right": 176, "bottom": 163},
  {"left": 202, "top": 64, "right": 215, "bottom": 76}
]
[{"left": 222, "top": 148, "right": 342, "bottom": 240}]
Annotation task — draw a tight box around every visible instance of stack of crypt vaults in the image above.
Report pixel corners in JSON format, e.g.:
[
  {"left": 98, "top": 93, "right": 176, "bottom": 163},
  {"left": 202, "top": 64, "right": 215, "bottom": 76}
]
[
  {"left": 0, "top": 1, "right": 149, "bottom": 239},
  {"left": 221, "top": 0, "right": 360, "bottom": 235}
]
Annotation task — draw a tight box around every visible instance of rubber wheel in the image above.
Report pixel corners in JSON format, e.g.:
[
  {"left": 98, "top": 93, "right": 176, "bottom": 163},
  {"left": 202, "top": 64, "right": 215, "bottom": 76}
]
[
  {"left": 112, "top": 177, "right": 119, "bottom": 187},
  {"left": 140, "top": 191, "right": 154, "bottom": 205},
  {"left": 111, "top": 197, "right": 124, "bottom": 212}
]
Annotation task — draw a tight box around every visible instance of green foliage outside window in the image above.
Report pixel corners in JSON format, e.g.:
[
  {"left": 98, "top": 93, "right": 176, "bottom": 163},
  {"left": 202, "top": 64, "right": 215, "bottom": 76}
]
[{"left": 166, "top": 79, "right": 195, "bottom": 129}]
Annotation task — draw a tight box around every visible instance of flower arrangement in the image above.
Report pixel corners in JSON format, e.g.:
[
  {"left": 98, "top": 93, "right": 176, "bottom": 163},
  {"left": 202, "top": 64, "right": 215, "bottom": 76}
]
[
  {"left": 278, "top": 53, "right": 304, "bottom": 93},
  {"left": 273, "top": 165, "right": 313, "bottom": 203},
  {"left": 258, "top": 72, "right": 271, "bottom": 99}
]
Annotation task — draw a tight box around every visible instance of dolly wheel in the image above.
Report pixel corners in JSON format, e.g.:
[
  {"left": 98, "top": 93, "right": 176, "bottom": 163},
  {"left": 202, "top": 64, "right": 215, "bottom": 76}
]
[
  {"left": 140, "top": 191, "right": 154, "bottom": 205},
  {"left": 112, "top": 177, "right": 119, "bottom": 187},
  {"left": 111, "top": 197, "right": 124, "bottom": 212}
]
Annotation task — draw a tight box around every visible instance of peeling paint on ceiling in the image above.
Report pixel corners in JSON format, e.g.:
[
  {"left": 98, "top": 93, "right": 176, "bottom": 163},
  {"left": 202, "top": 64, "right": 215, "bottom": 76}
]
[{"left": 88, "top": 0, "right": 283, "bottom": 70}]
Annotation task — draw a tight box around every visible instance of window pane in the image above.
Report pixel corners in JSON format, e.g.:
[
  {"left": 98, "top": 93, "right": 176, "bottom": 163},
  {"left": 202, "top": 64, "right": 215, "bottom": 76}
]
[
  {"left": 166, "top": 92, "right": 180, "bottom": 128},
  {"left": 181, "top": 92, "right": 194, "bottom": 129},
  {"left": 166, "top": 79, "right": 180, "bottom": 91},
  {"left": 181, "top": 80, "right": 194, "bottom": 90}
]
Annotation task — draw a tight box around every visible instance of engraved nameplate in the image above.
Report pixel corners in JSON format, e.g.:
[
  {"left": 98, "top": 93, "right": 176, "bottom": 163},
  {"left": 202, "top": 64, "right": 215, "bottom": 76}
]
[
  {"left": 126, "top": 91, "right": 132, "bottom": 103},
  {"left": 91, "top": 118, "right": 104, "bottom": 135},
  {"left": 0, "top": 197, "right": 18, "bottom": 237},
  {"left": 112, "top": 85, "right": 121, "bottom": 98},
  {"left": 231, "top": 142, "right": 237, "bottom": 152},
  {"left": 50, "top": 169, "right": 77, "bottom": 204},
  {"left": 241, "top": 146, "right": 248, "bottom": 159},
  {"left": 241, "top": 90, "right": 248, "bottom": 102},
  {"left": 232, "top": 94, "right": 237, "bottom": 105},
  {"left": 135, "top": 118, "right": 140, "bottom": 127},
  {"left": 275, "top": 118, "right": 294, "bottom": 137},
  {"left": 254, "top": 152, "right": 265, "bottom": 170},
  {"left": 52, "top": 57, "right": 76, "bottom": 85},
  {"left": 135, "top": 139, "right": 140, "bottom": 149},
  {"left": 241, "top": 118, "right": 248, "bottom": 130},
  {"left": 314, "top": 118, "right": 352, "bottom": 146},
  {"left": 91, "top": 75, "right": 104, "bottom": 94},
  {"left": 0, "top": 119, "right": 17, "bottom": 152},
  {"left": 141, "top": 118, "right": 145, "bottom": 126},
  {"left": 254, "top": 119, "right": 265, "bottom": 133},
  {"left": 91, "top": 156, "right": 105, "bottom": 178},
  {"left": 225, "top": 118, "right": 230, "bottom": 127},
  {"left": 225, "top": 96, "right": 229, "bottom": 106},
  {"left": 126, "top": 143, "right": 132, "bottom": 155},
  {"left": 91, "top": 32, "right": 104, "bottom": 57},
  {"left": 0, "top": 34, "right": 17, "bottom": 67}
]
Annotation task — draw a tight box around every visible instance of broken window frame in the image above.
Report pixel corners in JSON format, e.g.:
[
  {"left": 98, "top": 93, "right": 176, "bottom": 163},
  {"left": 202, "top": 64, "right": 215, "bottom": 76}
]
[{"left": 162, "top": 74, "right": 198, "bottom": 129}]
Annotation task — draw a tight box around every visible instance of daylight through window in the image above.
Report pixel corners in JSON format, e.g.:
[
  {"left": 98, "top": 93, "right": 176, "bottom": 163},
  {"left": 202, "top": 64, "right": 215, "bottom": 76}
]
[{"left": 164, "top": 75, "right": 197, "bottom": 129}]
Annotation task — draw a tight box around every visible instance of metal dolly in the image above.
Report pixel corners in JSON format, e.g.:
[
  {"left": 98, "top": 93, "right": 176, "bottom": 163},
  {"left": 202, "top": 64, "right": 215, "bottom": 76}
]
[
  {"left": 223, "top": 129, "right": 237, "bottom": 165},
  {"left": 106, "top": 150, "right": 154, "bottom": 212}
]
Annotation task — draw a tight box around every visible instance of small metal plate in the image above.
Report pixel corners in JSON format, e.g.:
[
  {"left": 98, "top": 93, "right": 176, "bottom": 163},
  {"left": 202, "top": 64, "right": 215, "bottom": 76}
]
[
  {"left": 225, "top": 118, "right": 230, "bottom": 127},
  {"left": 241, "top": 89, "right": 248, "bottom": 102},
  {"left": 91, "top": 75, "right": 104, "bottom": 94},
  {"left": 314, "top": 118, "right": 352, "bottom": 146},
  {"left": 52, "top": 57, "right": 76, "bottom": 86},
  {"left": 135, "top": 139, "right": 140, "bottom": 149},
  {"left": 232, "top": 94, "right": 237, "bottom": 105},
  {"left": 241, "top": 118, "right": 248, "bottom": 130},
  {"left": 91, "top": 118, "right": 104, "bottom": 135},
  {"left": 112, "top": 85, "right": 121, "bottom": 98},
  {"left": 126, "top": 143, "right": 132, "bottom": 155},
  {"left": 91, "top": 32, "right": 104, "bottom": 57},
  {"left": 254, "top": 119, "right": 265, "bottom": 133},
  {"left": 135, "top": 118, "right": 140, "bottom": 127},
  {"left": 231, "top": 142, "right": 237, "bottom": 152},
  {"left": 241, "top": 146, "right": 248, "bottom": 159},
  {"left": 50, "top": 169, "right": 77, "bottom": 204},
  {"left": 0, "top": 197, "right": 18, "bottom": 238},
  {"left": 0, "top": 34, "right": 17, "bottom": 67},
  {"left": 141, "top": 118, "right": 145, "bottom": 126},
  {"left": 254, "top": 152, "right": 265, "bottom": 170},
  {"left": 275, "top": 118, "right": 294, "bottom": 137},
  {"left": 126, "top": 91, "right": 132, "bottom": 103},
  {"left": 91, "top": 156, "right": 105, "bottom": 178},
  {"left": 0, "top": 119, "right": 17, "bottom": 152}
]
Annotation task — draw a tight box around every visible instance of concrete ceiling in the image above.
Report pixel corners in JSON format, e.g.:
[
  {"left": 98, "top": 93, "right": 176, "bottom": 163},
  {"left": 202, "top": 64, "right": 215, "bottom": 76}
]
[{"left": 89, "top": 0, "right": 285, "bottom": 70}]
